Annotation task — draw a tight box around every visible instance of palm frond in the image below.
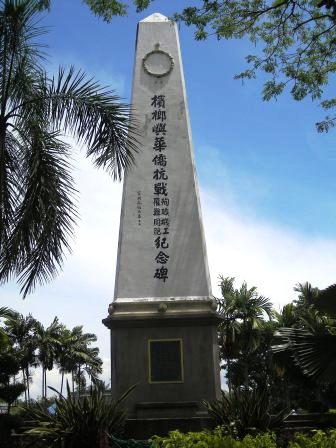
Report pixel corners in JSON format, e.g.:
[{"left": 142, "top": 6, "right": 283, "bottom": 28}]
[
  {"left": 218, "top": 275, "right": 235, "bottom": 298},
  {"left": 0, "top": 306, "right": 17, "bottom": 320},
  {"left": 273, "top": 327, "right": 336, "bottom": 383},
  {"left": 40, "top": 67, "right": 138, "bottom": 180},
  {"left": 0, "top": 1, "right": 140, "bottom": 295},
  {"left": 0, "top": 130, "right": 22, "bottom": 256},
  {"left": 0, "top": 127, "right": 77, "bottom": 297}
]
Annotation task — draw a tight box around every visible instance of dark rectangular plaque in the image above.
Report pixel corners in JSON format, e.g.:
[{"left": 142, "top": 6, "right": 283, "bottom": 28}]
[{"left": 149, "top": 339, "right": 183, "bottom": 383}]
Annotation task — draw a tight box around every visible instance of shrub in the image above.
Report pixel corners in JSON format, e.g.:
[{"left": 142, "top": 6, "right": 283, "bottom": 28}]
[
  {"left": 151, "top": 429, "right": 277, "bottom": 448},
  {"left": 24, "top": 382, "right": 135, "bottom": 448},
  {"left": 204, "top": 389, "right": 289, "bottom": 438},
  {"left": 289, "top": 430, "right": 336, "bottom": 448}
]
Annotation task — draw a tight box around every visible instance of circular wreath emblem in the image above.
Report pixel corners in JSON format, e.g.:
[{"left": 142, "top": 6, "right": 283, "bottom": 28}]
[{"left": 143, "top": 44, "right": 174, "bottom": 78}]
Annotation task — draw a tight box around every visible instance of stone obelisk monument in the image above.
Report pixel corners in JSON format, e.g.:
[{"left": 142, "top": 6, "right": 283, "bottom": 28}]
[{"left": 103, "top": 13, "right": 221, "bottom": 437}]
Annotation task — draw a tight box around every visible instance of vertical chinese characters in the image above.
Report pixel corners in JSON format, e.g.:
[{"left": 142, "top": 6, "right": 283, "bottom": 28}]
[
  {"left": 137, "top": 191, "right": 142, "bottom": 226},
  {"left": 151, "top": 95, "right": 170, "bottom": 283}
]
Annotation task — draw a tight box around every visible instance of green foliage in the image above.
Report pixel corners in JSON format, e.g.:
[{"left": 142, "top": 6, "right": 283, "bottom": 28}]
[
  {"left": 0, "top": 382, "right": 25, "bottom": 406},
  {"left": 171, "top": 1, "right": 336, "bottom": 131},
  {"left": 56, "top": 324, "right": 103, "bottom": 396},
  {"left": 217, "top": 276, "right": 274, "bottom": 391},
  {"left": 274, "top": 326, "right": 336, "bottom": 383},
  {"left": 204, "top": 389, "right": 288, "bottom": 439},
  {"left": 84, "top": 0, "right": 128, "bottom": 20},
  {"left": 218, "top": 277, "right": 336, "bottom": 412},
  {"left": 38, "top": 0, "right": 154, "bottom": 21},
  {"left": 313, "top": 284, "right": 336, "bottom": 316},
  {"left": 0, "top": 328, "right": 25, "bottom": 410},
  {"left": 24, "top": 382, "right": 135, "bottom": 448},
  {"left": 0, "top": 0, "right": 137, "bottom": 297},
  {"left": 289, "top": 430, "right": 336, "bottom": 448},
  {"left": 0, "top": 307, "right": 16, "bottom": 351},
  {"left": 1, "top": 309, "right": 103, "bottom": 406},
  {"left": 273, "top": 282, "right": 336, "bottom": 384},
  {"left": 151, "top": 430, "right": 336, "bottom": 448},
  {"left": 36, "top": 1, "right": 336, "bottom": 129},
  {"left": 151, "top": 429, "right": 277, "bottom": 448}
]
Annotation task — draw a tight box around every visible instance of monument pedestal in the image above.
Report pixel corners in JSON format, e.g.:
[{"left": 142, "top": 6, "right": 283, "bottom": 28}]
[{"left": 103, "top": 298, "right": 221, "bottom": 437}]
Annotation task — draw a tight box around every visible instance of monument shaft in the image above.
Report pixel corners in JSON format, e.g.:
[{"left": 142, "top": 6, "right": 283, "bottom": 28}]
[
  {"left": 103, "top": 13, "right": 221, "bottom": 437},
  {"left": 114, "top": 14, "right": 211, "bottom": 301}
]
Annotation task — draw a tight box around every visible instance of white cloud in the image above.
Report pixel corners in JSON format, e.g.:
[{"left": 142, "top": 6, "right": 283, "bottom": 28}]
[
  {"left": 202, "top": 188, "right": 336, "bottom": 309},
  {"left": 0, "top": 152, "right": 122, "bottom": 360},
  {"left": 2, "top": 151, "right": 336, "bottom": 399}
]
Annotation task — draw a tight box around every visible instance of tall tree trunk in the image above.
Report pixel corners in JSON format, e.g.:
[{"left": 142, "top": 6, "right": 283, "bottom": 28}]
[
  {"left": 42, "top": 366, "right": 45, "bottom": 399},
  {"left": 13, "top": 375, "right": 17, "bottom": 406},
  {"left": 22, "top": 369, "right": 27, "bottom": 405},
  {"left": 242, "top": 320, "right": 249, "bottom": 390},
  {"left": 243, "top": 354, "right": 249, "bottom": 390},
  {"left": 227, "top": 357, "right": 231, "bottom": 393},
  {"left": 44, "top": 369, "right": 47, "bottom": 399},
  {"left": 78, "top": 365, "right": 81, "bottom": 398},
  {"left": 26, "top": 367, "right": 30, "bottom": 403},
  {"left": 60, "top": 371, "right": 64, "bottom": 396}
]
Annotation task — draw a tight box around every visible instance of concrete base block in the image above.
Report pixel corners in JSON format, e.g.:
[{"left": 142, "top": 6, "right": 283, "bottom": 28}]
[{"left": 103, "top": 302, "right": 222, "bottom": 425}]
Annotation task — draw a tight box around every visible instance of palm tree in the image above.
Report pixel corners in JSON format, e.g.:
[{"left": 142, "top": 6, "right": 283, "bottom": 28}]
[
  {"left": 35, "top": 316, "right": 62, "bottom": 399},
  {"left": 0, "top": 306, "right": 16, "bottom": 350},
  {"left": 311, "top": 283, "right": 336, "bottom": 315},
  {"left": 217, "top": 275, "right": 274, "bottom": 389},
  {"left": 69, "top": 327, "right": 102, "bottom": 397},
  {"left": 217, "top": 276, "right": 241, "bottom": 392},
  {"left": 56, "top": 325, "right": 102, "bottom": 396},
  {"left": 273, "top": 282, "right": 336, "bottom": 384},
  {"left": 0, "top": 344, "right": 26, "bottom": 412},
  {"left": 56, "top": 325, "right": 73, "bottom": 395},
  {"left": 294, "top": 282, "right": 319, "bottom": 307},
  {"left": 0, "top": 0, "right": 137, "bottom": 297},
  {"left": 0, "top": 307, "right": 26, "bottom": 408},
  {"left": 81, "top": 346, "right": 103, "bottom": 392},
  {"left": 4, "top": 312, "right": 38, "bottom": 403},
  {"left": 274, "top": 326, "right": 336, "bottom": 383}
]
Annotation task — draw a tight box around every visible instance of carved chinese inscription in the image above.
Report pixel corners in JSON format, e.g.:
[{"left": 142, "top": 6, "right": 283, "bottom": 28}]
[{"left": 150, "top": 95, "right": 170, "bottom": 283}]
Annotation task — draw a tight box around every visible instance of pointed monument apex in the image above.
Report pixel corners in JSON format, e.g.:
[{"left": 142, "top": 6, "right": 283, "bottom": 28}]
[{"left": 141, "top": 12, "right": 168, "bottom": 22}]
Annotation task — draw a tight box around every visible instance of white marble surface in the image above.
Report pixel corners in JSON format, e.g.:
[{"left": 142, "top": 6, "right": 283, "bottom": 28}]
[{"left": 114, "top": 14, "right": 212, "bottom": 301}]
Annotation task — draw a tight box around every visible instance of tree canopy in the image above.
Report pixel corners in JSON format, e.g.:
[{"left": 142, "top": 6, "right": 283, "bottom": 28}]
[
  {"left": 64, "top": 0, "right": 336, "bottom": 131},
  {"left": 36, "top": 0, "right": 153, "bottom": 22},
  {"left": 216, "top": 277, "right": 336, "bottom": 413},
  {"left": 0, "top": 310, "right": 103, "bottom": 404},
  {"left": 171, "top": 0, "right": 336, "bottom": 132}
]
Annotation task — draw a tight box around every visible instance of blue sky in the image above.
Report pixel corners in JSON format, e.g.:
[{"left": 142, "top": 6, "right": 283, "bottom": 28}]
[
  {"left": 1, "top": 0, "right": 336, "bottom": 395},
  {"left": 43, "top": 0, "right": 336, "bottom": 236}
]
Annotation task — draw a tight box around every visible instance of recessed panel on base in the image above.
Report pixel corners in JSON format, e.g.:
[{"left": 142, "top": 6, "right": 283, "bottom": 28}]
[{"left": 149, "top": 339, "right": 183, "bottom": 383}]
